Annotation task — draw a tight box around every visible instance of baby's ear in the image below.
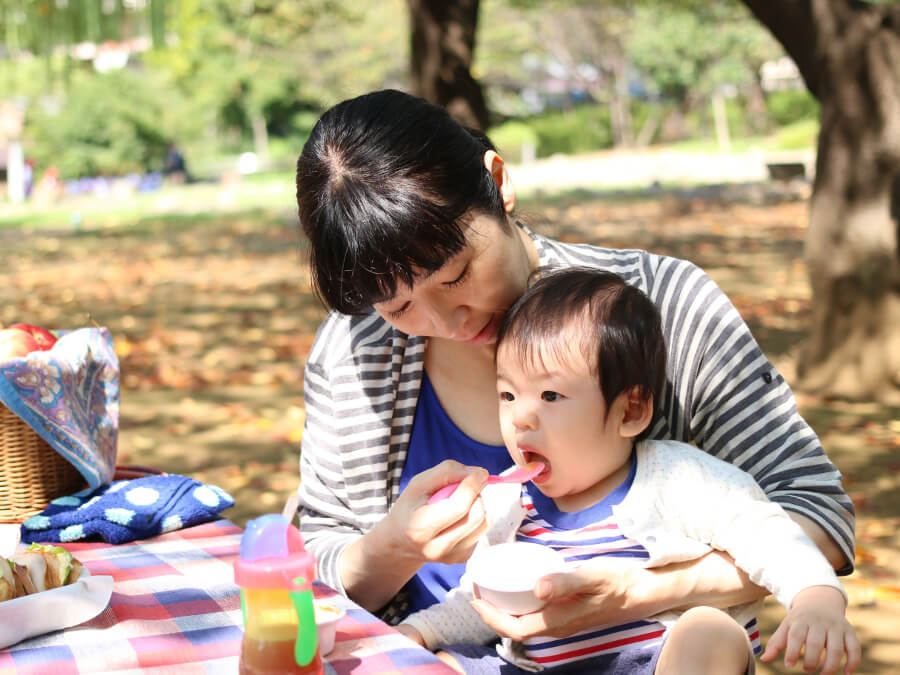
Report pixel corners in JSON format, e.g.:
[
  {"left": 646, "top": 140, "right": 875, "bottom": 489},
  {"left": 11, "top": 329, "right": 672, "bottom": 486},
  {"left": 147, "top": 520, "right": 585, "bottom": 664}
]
[{"left": 618, "top": 387, "right": 653, "bottom": 438}]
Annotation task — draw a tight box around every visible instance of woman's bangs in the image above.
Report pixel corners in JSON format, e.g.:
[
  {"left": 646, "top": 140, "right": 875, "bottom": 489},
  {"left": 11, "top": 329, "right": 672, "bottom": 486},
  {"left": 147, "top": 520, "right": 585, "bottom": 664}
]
[{"left": 338, "top": 209, "right": 469, "bottom": 312}]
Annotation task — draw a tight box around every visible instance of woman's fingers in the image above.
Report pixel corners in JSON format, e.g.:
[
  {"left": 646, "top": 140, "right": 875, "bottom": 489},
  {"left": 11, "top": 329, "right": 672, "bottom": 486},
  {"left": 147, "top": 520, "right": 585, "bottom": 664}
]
[
  {"left": 479, "top": 558, "right": 641, "bottom": 640},
  {"left": 384, "top": 460, "right": 489, "bottom": 564},
  {"left": 473, "top": 590, "right": 597, "bottom": 641},
  {"left": 446, "top": 466, "right": 491, "bottom": 503},
  {"left": 406, "top": 461, "right": 484, "bottom": 500},
  {"left": 422, "top": 495, "right": 488, "bottom": 563},
  {"left": 404, "top": 493, "right": 482, "bottom": 550},
  {"left": 470, "top": 599, "right": 550, "bottom": 642},
  {"left": 534, "top": 568, "right": 587, "bottom": 602},
  {"left": 534, "top": 557, "right": 631, "bottom": 606}
]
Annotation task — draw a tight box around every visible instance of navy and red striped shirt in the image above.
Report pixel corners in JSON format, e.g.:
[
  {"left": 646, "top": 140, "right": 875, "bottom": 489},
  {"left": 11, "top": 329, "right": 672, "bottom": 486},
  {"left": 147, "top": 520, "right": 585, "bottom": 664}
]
[{"left": 517, "top": 457, "right": 760, "bottom": 666}]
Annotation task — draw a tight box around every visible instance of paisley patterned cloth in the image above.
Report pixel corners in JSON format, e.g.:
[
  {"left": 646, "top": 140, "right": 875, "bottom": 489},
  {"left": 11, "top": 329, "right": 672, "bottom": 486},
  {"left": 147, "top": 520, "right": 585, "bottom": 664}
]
[{"left": 0, "top": 327, "right": 118, "bottom": 489}]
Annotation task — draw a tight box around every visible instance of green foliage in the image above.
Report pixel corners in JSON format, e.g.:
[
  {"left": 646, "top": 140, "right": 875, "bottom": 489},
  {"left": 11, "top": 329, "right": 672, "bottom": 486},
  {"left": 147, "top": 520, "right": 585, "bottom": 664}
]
[
  {"left": 143, "top": 0, "right": 406, "bottom": 155},
  {"left": 531, "top": 106, "right": 613, "bottom": 157},
  {"left": 5, "top": 0, "right": 408, "bottom": 176},
  {"left": 765, "top": 90, "right": 820, "bottom": 126},
  {"left": 628, "top": 5, "right": 781, "bottom": 103},
  {"left": 0, "top": 54, "right": 54, "bottom": 101},
  {"left": 487, "top": 121, "right": 539, "bottom": 163},
  {"left": 25, "top": 69, "right": 172, "bottom": 178},
  {"left": 0, "top": 0, "right": 161, "bottom": 60},
  {"left": 489, "top": 106, "right": 615, "bottom": 160},
  {"left": 772, "top": 119, "right": 819, "bottom": 150},
  {"left": 678, "top": 96, "right": 757, "bottom": 142},
  {"left": 2, "top": 0, "right": 824, "bottom": 177}
]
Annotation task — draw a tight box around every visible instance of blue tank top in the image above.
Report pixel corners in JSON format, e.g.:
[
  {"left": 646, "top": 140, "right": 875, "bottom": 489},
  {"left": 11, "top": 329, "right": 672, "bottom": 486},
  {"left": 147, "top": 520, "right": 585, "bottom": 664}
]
[{"left": 398, "top": 372, "right": 510, "bottom": 614}]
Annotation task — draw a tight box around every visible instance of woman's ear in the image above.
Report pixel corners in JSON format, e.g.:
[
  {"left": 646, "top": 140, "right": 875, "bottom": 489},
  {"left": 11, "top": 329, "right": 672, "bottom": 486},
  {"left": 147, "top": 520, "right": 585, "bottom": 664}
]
[
  {"left": 617, "top": 388, "right": 653, "bottom": 439},
  {"left": 483, "top": 150, "right": 516, "bottom": 213}
]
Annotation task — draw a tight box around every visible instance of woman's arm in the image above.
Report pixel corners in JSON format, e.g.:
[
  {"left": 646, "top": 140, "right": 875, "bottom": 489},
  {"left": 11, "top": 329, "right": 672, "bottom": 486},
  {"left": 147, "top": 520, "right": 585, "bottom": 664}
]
[
  {"left": 301, "top": 425, "right": 490, "bottom": 613},
  {"left": 296, "top": 321, "right": 376, "bottom": 596},
  {"left": 789, "top": 511, "right": 848, "bottom": 572},
  {"left": 297, "top": 315, "right": 495, "bottom": 612},
  {"left": 298, "top": 353, "right": 489, "bottom": 610},
  {"left": 472, "top": 551, "right": 765, "bottom": 641},
  {"left": 652, "top": 258, "right": 855, "bottom": 572}
]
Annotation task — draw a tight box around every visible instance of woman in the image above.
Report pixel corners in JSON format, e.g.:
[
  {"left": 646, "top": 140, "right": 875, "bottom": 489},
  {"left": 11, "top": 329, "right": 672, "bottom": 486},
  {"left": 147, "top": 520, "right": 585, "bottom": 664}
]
[{"left": 293, "top": 89, "right": 854, "bottom": 641}]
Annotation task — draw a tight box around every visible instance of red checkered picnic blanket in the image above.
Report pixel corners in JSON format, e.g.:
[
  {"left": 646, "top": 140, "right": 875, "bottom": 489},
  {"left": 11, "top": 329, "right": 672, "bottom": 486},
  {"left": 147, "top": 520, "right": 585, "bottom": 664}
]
[{"left": 0, "top": 520, "right": 454, "bottom": 674}]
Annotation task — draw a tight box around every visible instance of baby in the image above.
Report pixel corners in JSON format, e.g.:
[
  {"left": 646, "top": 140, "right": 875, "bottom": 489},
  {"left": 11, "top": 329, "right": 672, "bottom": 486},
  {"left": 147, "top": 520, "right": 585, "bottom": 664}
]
[{"left": 399, "top": 267, "right": 859, "bottom": 675}]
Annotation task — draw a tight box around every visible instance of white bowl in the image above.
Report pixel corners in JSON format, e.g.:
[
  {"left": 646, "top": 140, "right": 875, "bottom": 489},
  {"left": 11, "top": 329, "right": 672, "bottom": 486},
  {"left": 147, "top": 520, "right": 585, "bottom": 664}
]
[
  {"left": 315, "top": 599, "right": 345, "bottom": 655},
  {"left": 468, "top": 542, "right": 568, "bottom": 615}
]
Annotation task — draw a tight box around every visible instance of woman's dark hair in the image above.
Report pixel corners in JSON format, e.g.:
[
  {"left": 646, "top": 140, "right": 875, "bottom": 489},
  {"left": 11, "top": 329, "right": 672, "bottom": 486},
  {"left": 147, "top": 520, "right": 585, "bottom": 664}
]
[
  {"left": 296, "top": 89, "right": 508, "bottom": 314},
  {"left": 496, "top": 267, "right": 667, "bottom": 426}
]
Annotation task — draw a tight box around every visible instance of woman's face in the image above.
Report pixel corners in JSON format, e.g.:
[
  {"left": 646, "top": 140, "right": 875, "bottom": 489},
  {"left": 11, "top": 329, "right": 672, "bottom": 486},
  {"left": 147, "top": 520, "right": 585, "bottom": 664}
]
[{"left": 373, "top": 214, "right": 538, "bottom": 345}]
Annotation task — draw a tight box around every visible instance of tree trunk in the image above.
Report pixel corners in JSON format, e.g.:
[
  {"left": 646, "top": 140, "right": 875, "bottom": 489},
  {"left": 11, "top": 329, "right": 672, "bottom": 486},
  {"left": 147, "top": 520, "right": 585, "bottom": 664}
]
[
  {"left": 407, "top": 0, "right": 489, "bottom": 131},
  {"left": 251, "top": 114, "right": 269, "bottom": 162},
  {"left": 744, "top": 0, "right": 900, "bottom": 402},
  {"left": 711, "top": 92, "right": 731, "bottom": 153},
  {"left": 746, "top": 70, "right": 769, "bottom": 135},
  {"left": 610, "top": 51, "right": 634, "bottom": 147}
]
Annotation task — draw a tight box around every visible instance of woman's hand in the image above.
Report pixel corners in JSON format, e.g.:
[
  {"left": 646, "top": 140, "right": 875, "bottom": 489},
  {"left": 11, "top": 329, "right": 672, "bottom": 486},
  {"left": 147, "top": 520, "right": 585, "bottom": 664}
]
[
  {"left": 471, "top": 551, "right": 768, "bottom": 641},
  {"left": 378, "top": 460, "right": 490, "bottom": 565},
  {"left": 471, "top": 556, "right": 641, "bottom": 640},
  {"left": 340, "top": 460, "right": 488, "bottom": 611}
]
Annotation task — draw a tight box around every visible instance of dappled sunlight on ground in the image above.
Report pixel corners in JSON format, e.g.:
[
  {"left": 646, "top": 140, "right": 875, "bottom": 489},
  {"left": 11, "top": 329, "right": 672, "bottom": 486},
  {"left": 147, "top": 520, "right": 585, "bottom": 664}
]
[{"left": 2, "top": 181, "right": 896, "bottom": 673}]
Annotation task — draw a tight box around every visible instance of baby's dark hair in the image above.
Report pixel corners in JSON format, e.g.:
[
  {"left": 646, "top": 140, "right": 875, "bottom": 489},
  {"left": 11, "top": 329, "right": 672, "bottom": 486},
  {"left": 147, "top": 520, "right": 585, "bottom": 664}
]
[
  {"left": 296, "top": 89, "right": 508, "bottom": 315},
  {"left": 496, "top": 267, "right": 667, "bottom": 425}
]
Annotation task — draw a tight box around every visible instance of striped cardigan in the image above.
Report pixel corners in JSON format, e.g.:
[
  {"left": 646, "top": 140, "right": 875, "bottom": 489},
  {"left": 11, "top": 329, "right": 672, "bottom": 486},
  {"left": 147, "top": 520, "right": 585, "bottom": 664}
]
[{"left": 297, "top": 225, "right": 855, "bottom": 620}]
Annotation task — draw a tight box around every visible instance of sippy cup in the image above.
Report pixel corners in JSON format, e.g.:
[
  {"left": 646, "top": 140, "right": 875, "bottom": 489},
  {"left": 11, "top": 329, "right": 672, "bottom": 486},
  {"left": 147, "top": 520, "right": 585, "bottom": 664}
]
[{"left": 234, "top": 514, "right": 323, "bottom": 675}]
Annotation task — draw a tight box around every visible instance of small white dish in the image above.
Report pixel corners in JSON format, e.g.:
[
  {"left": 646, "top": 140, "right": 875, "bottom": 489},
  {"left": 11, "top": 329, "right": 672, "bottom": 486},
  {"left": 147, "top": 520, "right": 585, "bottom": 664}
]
[
  {"left": 314, "top": 599, "right": 345, "bottom": 655},
  {"left": 468, "top": 542, "right": 568, "bottom": 615}
]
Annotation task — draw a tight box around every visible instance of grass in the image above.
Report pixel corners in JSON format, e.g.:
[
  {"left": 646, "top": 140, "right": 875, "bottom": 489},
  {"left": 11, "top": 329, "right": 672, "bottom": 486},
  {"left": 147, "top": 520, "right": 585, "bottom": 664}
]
[
  {"left": 668, "top": 135, "right": 772, "bottom": 154},
  {"left": 669, "top": 122, "right": 818, "bottom": 154},
  {"left": 0, "top": 174, "right": 297, "bottom": 229}
]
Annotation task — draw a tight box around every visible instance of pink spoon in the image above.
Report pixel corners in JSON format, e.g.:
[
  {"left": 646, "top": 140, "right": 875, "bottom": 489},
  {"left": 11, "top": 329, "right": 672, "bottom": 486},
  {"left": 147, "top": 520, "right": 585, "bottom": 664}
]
[{"left": 427, "top": 461, "right": 546, "bottom": 504}]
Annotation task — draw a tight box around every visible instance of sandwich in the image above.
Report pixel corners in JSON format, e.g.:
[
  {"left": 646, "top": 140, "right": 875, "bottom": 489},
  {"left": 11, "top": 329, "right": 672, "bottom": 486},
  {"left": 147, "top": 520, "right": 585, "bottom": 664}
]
[{"left": 0, "top": 544, "right": 84, "bottom": 601}]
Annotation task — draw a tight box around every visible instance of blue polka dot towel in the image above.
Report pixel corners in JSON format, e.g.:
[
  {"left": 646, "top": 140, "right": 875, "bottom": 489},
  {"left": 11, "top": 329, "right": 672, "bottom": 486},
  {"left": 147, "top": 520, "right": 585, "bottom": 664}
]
[{"left": 20, "top": 474, "right": 235, "bottom": 544}]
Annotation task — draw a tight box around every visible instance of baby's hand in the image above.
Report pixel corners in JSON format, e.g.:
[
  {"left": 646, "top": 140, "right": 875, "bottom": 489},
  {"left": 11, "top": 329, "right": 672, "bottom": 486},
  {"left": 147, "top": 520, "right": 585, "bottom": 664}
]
[{"left": 761, "top": 585, "right": 861, "bottom": 674}]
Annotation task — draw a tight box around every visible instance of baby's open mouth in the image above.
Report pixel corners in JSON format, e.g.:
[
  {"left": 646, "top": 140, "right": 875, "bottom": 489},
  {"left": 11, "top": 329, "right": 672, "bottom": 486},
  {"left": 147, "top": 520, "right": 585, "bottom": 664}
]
[{"left": 521, "top": 449, "right": 550, "bottom": 481}]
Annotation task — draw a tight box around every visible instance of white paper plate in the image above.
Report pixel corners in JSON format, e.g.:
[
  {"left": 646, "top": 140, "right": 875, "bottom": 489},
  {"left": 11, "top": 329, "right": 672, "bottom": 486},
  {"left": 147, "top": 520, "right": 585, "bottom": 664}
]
[{"left": 0, "top": 564, "right": 114, "bottom": 649}]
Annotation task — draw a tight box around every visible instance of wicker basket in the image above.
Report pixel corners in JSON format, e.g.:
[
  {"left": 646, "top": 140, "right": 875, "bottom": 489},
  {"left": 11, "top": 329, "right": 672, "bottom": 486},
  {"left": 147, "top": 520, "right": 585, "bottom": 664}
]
[{"left": 0, "top": 402, "right": 86, "bottom": 523}]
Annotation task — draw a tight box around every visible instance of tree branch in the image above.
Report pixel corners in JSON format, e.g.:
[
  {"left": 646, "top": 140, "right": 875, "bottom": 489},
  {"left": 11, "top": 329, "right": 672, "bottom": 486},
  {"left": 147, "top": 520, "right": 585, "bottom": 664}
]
[{"left": 741, "top": 0, "right": 821, "bottom": 98}]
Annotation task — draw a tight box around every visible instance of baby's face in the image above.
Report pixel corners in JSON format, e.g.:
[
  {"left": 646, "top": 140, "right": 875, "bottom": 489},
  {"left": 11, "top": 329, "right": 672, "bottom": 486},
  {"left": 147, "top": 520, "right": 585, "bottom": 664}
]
[{"left": 495, "top": 334, "right": 635, "bottom": 513}]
